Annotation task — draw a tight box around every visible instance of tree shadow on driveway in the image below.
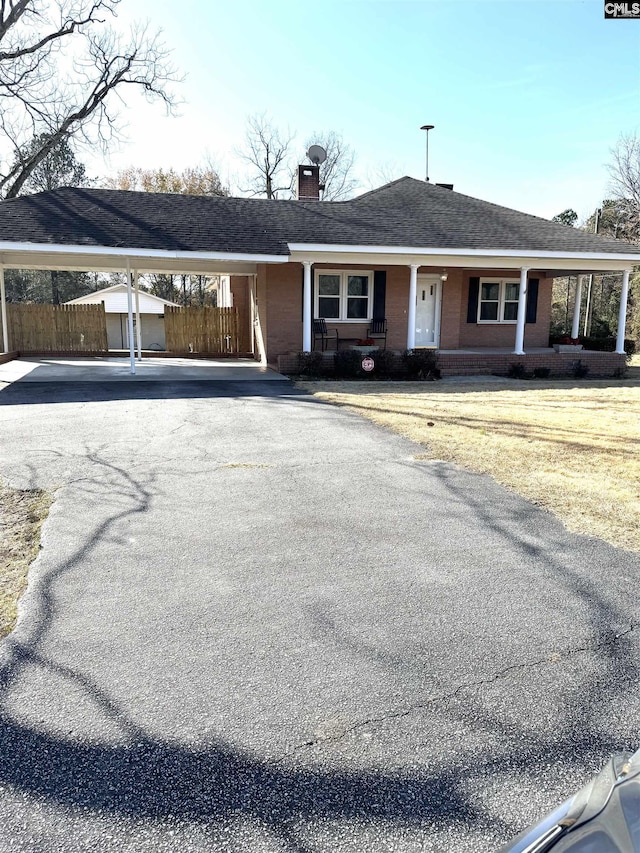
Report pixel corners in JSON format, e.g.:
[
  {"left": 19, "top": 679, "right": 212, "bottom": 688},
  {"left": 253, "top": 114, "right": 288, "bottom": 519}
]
[{"left": 0, "top": 445, "right": 639, "bottom": 849}]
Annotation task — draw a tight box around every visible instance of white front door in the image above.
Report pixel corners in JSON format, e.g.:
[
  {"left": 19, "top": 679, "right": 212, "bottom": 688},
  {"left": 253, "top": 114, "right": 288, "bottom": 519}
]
[{"left": 415, "top": 276, "right": 441, "bottom": 346}]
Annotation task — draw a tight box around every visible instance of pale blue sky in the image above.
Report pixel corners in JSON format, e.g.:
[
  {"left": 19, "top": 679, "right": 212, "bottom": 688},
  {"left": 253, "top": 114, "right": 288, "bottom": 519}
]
[{"left": 92, "top": 0, "right": 640, "bottom": 220}]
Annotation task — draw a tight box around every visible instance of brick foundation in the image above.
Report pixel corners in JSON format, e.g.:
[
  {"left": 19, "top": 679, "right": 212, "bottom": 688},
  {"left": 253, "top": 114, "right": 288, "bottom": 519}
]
[
  {"left": 278, "top": 349, "right": 627, "bottom": 378},
  {"left": 437, "top": 350, "right": 626, "bottom": 377}
]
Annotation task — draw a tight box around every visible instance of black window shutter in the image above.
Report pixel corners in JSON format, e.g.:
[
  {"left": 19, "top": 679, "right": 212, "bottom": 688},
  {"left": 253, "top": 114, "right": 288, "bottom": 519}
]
[
  {"left": 526, "top": 278, "right": 539, "bottom": 324},
  {"left": 467, "top": 277, "right": 480, "bottom": 323},
  {"left": 373, "top": 270, "right": 386, "bottom": 320}
]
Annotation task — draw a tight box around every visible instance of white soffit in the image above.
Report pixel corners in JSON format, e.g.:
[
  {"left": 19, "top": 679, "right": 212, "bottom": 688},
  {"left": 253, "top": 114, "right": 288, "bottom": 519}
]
[
  {"left": 288, "top": 244, "right": 639, "bottom": 272},
  {"left": 0, "top": 242, "right": 288, "bottom": 274}
]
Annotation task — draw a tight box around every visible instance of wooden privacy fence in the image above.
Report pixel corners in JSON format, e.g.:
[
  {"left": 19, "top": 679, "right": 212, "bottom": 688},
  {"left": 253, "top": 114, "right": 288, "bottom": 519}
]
[
  {"left": 1, "top": 303, "right": 108, "bottom": 353},
  {"left": 164, "top": 306, "right": 240, "bottom": 354}
]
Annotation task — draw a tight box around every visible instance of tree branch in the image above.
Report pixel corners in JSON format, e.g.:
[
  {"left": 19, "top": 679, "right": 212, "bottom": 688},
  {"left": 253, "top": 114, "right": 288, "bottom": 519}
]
[
  {"left": 0, "top": 1, "right": 113, "bottom": 60},
  {"left": 0, "top": 13, "right": 180, "bottom": 198}
]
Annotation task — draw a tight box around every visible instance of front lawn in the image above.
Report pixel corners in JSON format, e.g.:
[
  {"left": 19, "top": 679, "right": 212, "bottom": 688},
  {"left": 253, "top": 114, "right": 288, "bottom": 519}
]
[{"left": 299, "top": 373, "right": 640, "bottom": 553}]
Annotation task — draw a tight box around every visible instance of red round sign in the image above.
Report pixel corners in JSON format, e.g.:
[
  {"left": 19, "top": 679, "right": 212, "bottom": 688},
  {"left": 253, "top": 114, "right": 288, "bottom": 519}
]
[{"left": 361, "top": 356, "right": 375, "bottom": 372}]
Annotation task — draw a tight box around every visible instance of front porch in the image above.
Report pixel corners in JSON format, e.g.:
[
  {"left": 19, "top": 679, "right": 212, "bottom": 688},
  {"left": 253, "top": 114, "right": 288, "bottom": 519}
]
[{"left": 292, "top": 260, "right": 634, "bottom": 365}]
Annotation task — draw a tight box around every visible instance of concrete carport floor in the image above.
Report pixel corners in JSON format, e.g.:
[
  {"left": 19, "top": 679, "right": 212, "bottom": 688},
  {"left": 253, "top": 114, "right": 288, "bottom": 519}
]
[
  {"left": 0, "top": 371, "right": 639, "bottom": 852},
  {"left": 0, "top": 356, "right": 285, "bottom": 383}
]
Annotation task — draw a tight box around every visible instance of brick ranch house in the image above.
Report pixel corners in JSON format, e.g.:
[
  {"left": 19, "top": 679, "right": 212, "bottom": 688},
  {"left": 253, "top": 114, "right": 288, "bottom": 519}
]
[{"left": 0, "top": 165, "right": 638, "bottom": 375}]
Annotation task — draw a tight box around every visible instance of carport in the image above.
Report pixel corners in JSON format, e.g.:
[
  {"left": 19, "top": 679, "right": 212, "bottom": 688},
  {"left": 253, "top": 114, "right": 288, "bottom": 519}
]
[{"left": 0, "top": 242, "right": 286, "bottom": 373}]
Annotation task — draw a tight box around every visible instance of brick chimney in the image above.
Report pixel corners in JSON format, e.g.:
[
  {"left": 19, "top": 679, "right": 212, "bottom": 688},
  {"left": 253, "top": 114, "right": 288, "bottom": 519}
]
[{"left": 297, "top": 164, "right": 324, "bottom": 201}]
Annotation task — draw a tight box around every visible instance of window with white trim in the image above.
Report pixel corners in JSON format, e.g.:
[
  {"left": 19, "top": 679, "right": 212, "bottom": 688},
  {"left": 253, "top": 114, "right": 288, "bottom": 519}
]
[
  {"left": 478, "top": 278, "right": 520, "bottom": 323},
  {"left": 315, "top": 271, "right": 372, "bottom": 321}
]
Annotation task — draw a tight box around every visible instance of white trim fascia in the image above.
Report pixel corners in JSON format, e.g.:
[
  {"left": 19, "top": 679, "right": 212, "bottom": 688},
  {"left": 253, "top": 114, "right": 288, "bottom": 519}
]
[
  {"left": 288, "top": 243, "right": 640, "bottom": 264},
  {"left": 0, "top": 240, "right": 289, "bottom": 265}
]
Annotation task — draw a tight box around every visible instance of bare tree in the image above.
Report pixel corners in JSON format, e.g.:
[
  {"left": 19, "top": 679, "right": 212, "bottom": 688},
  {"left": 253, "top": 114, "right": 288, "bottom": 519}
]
[
  {"left": 303, "top": 130, "right": 358, "bottom": 200},
  {"left": 364, "top": 160, "right": 404, "bottom": 190},
  {"left": 607, "top": 134, "right": 640, "bottom": 242},
  {"left": 238, "top": 113, "right": 295, "bottom": 199},
  {"left": 0, "top": 0, "right": 180, "bottom": 199},
  {"left": 104, "top": 164, "right": 228, "bottom": 196}
]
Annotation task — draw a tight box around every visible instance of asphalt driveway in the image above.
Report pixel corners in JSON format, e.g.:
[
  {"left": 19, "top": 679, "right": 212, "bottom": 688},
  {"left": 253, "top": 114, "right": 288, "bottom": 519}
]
[{"left": 0, "top": 377, "right": 639, "bottom": 852}]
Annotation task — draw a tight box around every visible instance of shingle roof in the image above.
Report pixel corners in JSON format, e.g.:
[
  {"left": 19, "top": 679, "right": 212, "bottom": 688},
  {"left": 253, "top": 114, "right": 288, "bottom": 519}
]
[{"left": 0, "top": 178, "right": 638, "bottom": 257}]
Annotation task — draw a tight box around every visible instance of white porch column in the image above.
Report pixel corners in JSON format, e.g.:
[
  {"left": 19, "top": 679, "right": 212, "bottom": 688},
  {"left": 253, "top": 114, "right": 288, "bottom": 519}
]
[
  {"left": 302, "top": 260, "right": 312, "bottom": 352},
  {"left": 513, "top": 267, "right": 529, "bottom": 355},
  {"left": 0, "top": 266, "right": 8, "bottom": 354},
  {"left": 571, "top": 273, "right": 582, "bottom": 340},
  {"left": 616, "top": 269, "right": 631, "bottom": 354},
  {"left": 125, "top": 259, "right": 136, "bottom": 375},
  {"left": 407, "top": 264, "right": 419, "bottom": 349},
  {"left": 252, "top": 274, "right": 267, "bottom": 366},
  {"left": 583, "top": 273, "right": 594, "bottom": 336},
  {"left": 134, "top": 269, "right": 142, "bottom": 361}
]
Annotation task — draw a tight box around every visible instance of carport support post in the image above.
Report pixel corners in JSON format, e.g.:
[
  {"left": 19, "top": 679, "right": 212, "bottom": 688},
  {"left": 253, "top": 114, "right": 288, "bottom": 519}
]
[
  {"left": 615, "top": 269, "right": 631, "bottom": 354},
  {"left": 407, "top": 264, "right": 419, "bottom": 349},
  {"left": 513, "top": 267, "right": 529, "bottom": 355},
  {"left": 134, "top": 269, "right": 142, "bottom": 361},
  {"left": 302, "top": 261, "right": 312, "bottom": 352},
  {"left": 125, "top": 259, "right": 136, "bottom": 374},
  {"left": 249, "top": 274, "right": 256, "bottom": 356},
  {"left": 571, "top": 274, "right": 582, "bottom": 340},
  {"left": 0, "top": 266, "right": 8, "bottom": 354}
]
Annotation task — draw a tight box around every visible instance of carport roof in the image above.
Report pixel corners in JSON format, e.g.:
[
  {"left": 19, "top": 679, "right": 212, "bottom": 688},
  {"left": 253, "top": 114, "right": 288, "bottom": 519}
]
[{"left": 0, "top": 178, "right": 638, "bottom": 258}]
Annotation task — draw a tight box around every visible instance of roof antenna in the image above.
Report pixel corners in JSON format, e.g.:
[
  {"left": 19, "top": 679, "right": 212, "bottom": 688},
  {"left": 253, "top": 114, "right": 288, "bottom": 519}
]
[{"left": 420, "top": 124, "right": 434, "bottom": 182}]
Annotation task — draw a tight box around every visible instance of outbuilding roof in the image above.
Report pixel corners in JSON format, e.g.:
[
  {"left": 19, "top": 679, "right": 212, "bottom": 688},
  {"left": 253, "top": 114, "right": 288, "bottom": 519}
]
[
  {"left": 0, "top": 177, "right": 638, "bottom": 257},
  {"left": 65, "top": 283, "right": 179, "bottom": 313}
]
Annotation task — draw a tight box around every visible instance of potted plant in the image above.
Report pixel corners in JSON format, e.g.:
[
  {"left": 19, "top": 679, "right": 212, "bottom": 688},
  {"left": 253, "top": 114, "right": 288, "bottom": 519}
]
[
  {"left": 350, "top": 337, "right": 379, "bottom": 354},
  {"left": 553, "top": 336, "right": 583, "bottom": 353}
]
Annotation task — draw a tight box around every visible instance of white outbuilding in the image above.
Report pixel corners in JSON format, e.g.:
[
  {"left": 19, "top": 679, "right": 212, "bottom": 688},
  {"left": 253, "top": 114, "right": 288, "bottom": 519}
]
[{"left": 66, "top": 284, "right": 179, "bottom": 351}]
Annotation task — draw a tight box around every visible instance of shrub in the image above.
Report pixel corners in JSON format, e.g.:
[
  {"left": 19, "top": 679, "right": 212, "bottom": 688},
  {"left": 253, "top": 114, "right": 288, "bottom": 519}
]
[
  {"left": 583, "top": 336, "right": 635, "bottom": 357},
  {"left": 589, "top": 318, "right": 612, "bottom": 338},
  {"left": 571, "top": 359, "right": 590, "bottom": 379},
  {"left": 550, "top": 335, "right": 636, "bottom": 357},
  {"left": 612, "top": 366, "right": 627, "bottom": 379},
  {"left": 333, "top": 349, "right": 364, "bottom": 378},
  {"left": 532, "top": 366, "right": 551, "bottom": 379},
  {"left": 296, "top": 351, "right": 324, "bottom": 376},
  {"left": 372, "top": 349, "right": 400, "bottom": 379},
  {"left": 507, "top": 362, "right": 529, "bottom": 379},
  {"left": 401, "top": 349, "right": 440, "bottom": 380}
]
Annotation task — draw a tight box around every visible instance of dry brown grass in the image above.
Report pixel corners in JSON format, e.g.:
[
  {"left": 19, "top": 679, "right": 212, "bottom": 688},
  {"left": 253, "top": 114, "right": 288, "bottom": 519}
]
[
  {"left": 299, "top": 371, "right": 640, "bottom": 553},
  {"left": 0, "top": 483, "right": 52, "bottom": 638}
]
